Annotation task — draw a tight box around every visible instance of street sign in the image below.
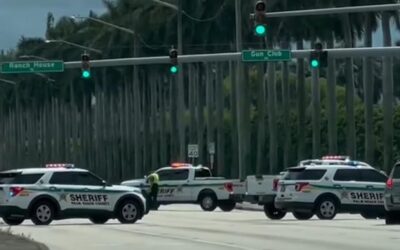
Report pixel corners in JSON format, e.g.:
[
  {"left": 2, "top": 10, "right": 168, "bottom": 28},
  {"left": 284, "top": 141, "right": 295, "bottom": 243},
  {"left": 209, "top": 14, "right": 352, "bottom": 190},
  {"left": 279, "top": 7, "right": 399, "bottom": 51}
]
[
  {"left": 0, "top": 61, "right": 64, "bottom": 74},
  {"left": 188, "top": 144, "right": 199, "bottom": 158},
  {"left": 242, "top": 50, "right": 292, "bottom": 62},
  {"left": 208, "top": 142, "right": 215, "bottom": 154}
]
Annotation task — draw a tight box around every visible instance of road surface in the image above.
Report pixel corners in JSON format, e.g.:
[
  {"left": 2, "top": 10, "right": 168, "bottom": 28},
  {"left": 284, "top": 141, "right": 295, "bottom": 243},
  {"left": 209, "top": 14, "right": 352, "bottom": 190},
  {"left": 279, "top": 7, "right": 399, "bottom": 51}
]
[{"left": 3, "top": 205, "right": 400, "bottom": 250}]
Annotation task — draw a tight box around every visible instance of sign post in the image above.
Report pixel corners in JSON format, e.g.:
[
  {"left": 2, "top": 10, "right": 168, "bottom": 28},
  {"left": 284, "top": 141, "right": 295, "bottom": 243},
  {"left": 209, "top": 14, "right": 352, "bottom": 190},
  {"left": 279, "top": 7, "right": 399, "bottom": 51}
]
[
  {"left": 0, "top": 61, "right": 64, "bottom": 74},
  {"left": 208, "top": 142, "right": 215, "bottom": 170}
]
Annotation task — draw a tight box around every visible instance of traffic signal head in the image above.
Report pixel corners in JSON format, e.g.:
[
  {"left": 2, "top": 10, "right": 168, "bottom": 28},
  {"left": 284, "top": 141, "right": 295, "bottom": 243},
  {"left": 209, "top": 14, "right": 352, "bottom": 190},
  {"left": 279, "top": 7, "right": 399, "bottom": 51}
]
[
  {"left": 81, "top": 53, "right": 91, "bottom": 79},
  {"left": 169, "top": 48, "right": 178, "bottom": 74},
  {"left": 253, "top": 1, "right": 267, "bottom": 37},
  {"left": 309, "top": 43, "right": 328, "bottom": 68}
]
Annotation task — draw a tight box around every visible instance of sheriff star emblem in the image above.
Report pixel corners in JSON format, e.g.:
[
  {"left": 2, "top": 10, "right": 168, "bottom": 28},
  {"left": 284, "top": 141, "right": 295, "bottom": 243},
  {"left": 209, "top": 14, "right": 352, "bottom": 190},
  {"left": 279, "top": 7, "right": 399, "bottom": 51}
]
[
  {"left": 341, "top": 190, "right": 349, "bottom": 199},
  {"left": 59, "top": 193, "right": 68, "bottom": 202}
]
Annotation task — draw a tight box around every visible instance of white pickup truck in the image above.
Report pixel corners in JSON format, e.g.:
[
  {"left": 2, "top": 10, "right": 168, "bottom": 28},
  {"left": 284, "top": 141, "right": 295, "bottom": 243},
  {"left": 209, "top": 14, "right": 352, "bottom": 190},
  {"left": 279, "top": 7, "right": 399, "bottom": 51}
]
[
  {"left": 121, "top": 163, "right": 240, "bottom": 212},
  {"left": 230, "top": 172, "right": 287, "bottom": 220}
]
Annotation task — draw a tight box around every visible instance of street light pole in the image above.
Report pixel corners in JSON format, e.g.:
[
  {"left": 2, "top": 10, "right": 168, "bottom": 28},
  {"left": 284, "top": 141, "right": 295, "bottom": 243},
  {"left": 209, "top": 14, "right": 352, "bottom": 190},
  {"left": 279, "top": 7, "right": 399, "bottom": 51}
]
[
  {"left": 45, "top": 39, "right": 102, "bottom": 54},
  {"left": 18, "top": 55, "right": 56, "bottom": 82}
]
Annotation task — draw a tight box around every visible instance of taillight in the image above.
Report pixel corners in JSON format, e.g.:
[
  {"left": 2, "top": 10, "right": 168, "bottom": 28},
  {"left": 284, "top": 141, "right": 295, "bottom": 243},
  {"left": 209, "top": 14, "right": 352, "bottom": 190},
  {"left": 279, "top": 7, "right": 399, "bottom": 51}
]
[
  {"left": 387, "top": 178, "right": 394, "bottom": 190},
  {"left": 272, "top": 178, "right": 279, "bottom": 191},
  {"left": 9, "top": 187, "right": 24, "bottom": 197},
  {"left": 295, "top": 182, "right": 310, "bottom": 192},
  {"left": 224, "top": 182, "right": 233, "bottom": 193}
]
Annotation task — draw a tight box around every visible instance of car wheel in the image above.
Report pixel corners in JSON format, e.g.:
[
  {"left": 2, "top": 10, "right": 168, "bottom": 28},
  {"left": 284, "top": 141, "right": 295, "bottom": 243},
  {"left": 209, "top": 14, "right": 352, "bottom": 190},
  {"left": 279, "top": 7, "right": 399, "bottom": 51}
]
[
  {"left": 218, "top": 200, "right": 236, "bottom": 212},
  {"left": 117, "top": 199, "right": 141, "bottom": 224},
  {"left": 31, "top": 201, "right": 55, "bottom": 225},
  {"left": 89, "top": 216, "right": 109, "bottom": 224},
  {"left": 315, "top": 197, "right": 338, "bottom": 220},
  {"left": 199, "top": 193, "right": 217, "bottom": 211},
  {"left": 293, "top": 211, "right": 314, "bottom": 220},
  {"left": 361, "top": 212, "right": 379, "bottom": 220},
  {"left": 385, "top": 211, "right": 400, "bottom": 225},
  {"left": 264, "top": 204, "right": 286, "bottom": 220},
  {"left": 2, "top": 217, "right": 24, "bottom": 226}
]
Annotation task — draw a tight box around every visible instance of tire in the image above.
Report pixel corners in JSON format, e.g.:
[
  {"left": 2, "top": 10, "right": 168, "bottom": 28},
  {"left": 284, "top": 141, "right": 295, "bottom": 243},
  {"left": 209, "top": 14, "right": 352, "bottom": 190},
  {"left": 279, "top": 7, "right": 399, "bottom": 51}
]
[
  {"left": 117, "top": 199, "right": 141, "bottom": 224},
  {"left": 315, "top": 197, "right": 338, "bottom": 220},
  {"left": 361, "top": 212, "right": 379, "bottom": 220},
  {"left": 30, "top": 200, "right": 55, "bottom": 225},
  {"left": 218, "top": 200, "right": 236, "bottom": 212},
  {"left": 2, "top": 217, "right": 24, "bottom": 226},
  {"left": 385, "top": 211, "right": 400, "bottom": 225},
  {"left": 293, "top": 211, "right": 314, "bottom": 220},
  {"left": 199, "top": 193, "right": 217, "bottom": 211},
  {"left": 264, "top": 204, "right": 286, "bottom": 220},
  {"left": 89, "top": 216, "right": 109, "bottom": 224}
]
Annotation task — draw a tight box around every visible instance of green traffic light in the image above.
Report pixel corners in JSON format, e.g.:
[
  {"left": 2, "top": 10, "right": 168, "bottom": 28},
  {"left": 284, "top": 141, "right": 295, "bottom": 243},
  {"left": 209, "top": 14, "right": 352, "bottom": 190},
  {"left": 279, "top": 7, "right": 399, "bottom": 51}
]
[
  {"left": 170, "top": 65, "right": 178, "bottom": 74},
  {"left": 255, "top": 24, "right": 266, "bottom": 36},
  {"left": 82, "top": 70, "right": 91, "bottom": 78},
  {"left": 311, "top": 59, "right": 320, "bottom": 68}
]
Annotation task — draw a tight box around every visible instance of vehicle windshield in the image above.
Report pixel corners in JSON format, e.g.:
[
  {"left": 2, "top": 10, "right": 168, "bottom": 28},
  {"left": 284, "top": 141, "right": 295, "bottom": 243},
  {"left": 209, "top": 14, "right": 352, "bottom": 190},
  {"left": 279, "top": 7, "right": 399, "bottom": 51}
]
[{"left": 284, "top": 168, "right": 327, "bottom": 181}]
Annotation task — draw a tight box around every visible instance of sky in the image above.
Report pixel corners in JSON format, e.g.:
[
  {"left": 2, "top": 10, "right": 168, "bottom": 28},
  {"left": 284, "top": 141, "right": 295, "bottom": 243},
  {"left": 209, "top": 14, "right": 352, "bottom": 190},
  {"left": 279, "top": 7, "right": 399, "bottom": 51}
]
[
  {"left": 0, "top": 0, "right": 107, "bottom": 51},
  {"left": 0, "top": 0, "right": 399, "bottom": 52}
]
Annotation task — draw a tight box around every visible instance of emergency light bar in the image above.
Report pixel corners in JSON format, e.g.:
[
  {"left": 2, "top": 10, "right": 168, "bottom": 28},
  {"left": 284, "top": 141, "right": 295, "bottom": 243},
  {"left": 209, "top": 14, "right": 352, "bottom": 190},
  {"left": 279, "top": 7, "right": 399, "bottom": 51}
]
[
  {"left": 322, "top": 155, "right": 350, "bottom": 161},
  {"left": 171, "top": 162, "right": 191, "bottom": 168},
  {"left": 45, "top": 163, "right": 75, "bottom": 168}
]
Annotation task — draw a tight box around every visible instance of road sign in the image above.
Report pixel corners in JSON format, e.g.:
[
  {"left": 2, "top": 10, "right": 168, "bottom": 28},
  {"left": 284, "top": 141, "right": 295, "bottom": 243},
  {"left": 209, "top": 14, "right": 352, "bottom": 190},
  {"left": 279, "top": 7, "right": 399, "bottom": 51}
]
[
  {"left": 0, "top": 61, "right": 64, "bottom": 74},
  {"left": 208, "top": 142, "right": 215, "bottom": 154},
  {"left": 188, "top": 144, "right": 199, "bottom": 158},
  {"left": 242, "top": 50, "right": 292, "bottom": 62}
]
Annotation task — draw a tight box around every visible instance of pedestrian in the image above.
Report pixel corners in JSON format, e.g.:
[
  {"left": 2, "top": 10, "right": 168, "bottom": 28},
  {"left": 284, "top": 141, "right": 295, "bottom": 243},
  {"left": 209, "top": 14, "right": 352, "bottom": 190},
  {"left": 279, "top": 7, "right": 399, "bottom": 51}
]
[{"left": 147, "top": 172, "right": 159, "bottom": 210}]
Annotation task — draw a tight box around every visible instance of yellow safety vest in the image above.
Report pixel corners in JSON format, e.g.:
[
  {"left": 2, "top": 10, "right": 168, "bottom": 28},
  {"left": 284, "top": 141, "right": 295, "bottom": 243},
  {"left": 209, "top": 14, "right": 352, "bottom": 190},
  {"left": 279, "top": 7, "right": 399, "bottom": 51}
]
[{"left": 148, "top": 173, "right": 159, "bottom": 186}]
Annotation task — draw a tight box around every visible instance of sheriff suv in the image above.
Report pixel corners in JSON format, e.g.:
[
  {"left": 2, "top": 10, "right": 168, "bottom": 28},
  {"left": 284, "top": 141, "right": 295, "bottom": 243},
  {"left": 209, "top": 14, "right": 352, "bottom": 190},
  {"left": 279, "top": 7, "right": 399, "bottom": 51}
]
[
  {"left": 0, "top": 163, "right": 147, "bottom": 226},
  {"left": 384, "top": 161, "right": 400, "bottom": 224},
  {"left": 275, "top": 156, "right": 387, "bottom": 220}
]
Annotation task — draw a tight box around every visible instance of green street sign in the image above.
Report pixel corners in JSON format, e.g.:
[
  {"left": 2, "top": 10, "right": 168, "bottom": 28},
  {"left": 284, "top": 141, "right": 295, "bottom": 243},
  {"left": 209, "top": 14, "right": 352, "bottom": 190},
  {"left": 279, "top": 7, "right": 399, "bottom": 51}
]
[
  {"left": 242, "top": 50, "right": 292, "bottom": 62},
  {"left": 0, "top": 61, "right": 64, "bottom": 74}
]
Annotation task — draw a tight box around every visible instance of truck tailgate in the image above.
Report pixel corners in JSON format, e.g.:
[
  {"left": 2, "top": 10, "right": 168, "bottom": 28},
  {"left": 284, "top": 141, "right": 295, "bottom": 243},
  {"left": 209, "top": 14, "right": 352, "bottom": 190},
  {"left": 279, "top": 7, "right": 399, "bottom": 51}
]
[{"left": 246, "top": 175, "right": 276, "bottom": 195}]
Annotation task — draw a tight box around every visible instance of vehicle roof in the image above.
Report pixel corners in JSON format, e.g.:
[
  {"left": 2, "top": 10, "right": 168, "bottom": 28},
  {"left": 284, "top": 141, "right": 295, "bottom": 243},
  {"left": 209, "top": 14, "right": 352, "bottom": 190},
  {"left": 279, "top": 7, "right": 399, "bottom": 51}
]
[
  {"left": 292, "top": 158, "right": 374, "bottom": 170},
  {"left": 0, "top": 168, "right": 88, "bottom": 174},
  {"left": 157, "top": 164, "right": 209, "bottom": 171}
]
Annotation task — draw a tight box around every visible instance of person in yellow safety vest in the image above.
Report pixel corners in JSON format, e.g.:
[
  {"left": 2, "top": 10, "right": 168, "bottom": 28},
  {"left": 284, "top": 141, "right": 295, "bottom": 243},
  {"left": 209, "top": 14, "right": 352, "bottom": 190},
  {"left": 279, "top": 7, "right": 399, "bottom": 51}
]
[{"left": 147, "top": 172, "right": 159, "bottom": 210}]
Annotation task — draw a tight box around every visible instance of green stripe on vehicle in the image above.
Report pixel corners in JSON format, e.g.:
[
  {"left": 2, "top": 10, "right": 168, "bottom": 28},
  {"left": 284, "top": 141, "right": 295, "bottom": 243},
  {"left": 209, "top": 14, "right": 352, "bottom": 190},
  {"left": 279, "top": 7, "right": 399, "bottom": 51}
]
[{"left": 311, "top": 184, "right": 384, "bottom": 191}]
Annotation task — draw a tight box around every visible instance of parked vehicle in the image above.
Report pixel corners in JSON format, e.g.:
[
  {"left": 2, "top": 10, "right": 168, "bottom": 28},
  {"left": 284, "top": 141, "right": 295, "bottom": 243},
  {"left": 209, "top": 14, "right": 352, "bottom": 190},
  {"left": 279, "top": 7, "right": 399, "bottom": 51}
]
[{"left": 384, "top": 161, "right": 400, "bottom": 224}]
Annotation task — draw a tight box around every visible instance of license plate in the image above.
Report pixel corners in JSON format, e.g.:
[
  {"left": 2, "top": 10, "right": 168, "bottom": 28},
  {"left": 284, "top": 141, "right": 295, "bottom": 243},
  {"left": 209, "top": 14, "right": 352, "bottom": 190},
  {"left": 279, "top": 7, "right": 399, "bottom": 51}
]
[{"left": 280, "top": 185, "right": 286, "bottom": 192}]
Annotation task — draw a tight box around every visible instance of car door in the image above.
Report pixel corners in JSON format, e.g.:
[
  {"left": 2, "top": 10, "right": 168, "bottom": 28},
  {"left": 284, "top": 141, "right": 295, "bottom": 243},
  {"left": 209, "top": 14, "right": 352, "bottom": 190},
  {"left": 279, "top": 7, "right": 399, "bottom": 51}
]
[
  {"left": 156, "top": 169, "right": 190, "bottom": 202},
  {"left": 333, "top": 169, "right": 386, "bottom": 208},
  {"left": 49, "top": 171, "right": 112, "bottom": 211}
]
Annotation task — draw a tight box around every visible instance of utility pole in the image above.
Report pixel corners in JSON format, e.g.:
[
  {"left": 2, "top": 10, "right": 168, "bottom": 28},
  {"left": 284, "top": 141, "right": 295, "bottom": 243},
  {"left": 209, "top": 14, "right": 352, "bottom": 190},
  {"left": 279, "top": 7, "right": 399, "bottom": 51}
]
[{"left": 177, "top": 0, "right": 185, "bottom": 161}]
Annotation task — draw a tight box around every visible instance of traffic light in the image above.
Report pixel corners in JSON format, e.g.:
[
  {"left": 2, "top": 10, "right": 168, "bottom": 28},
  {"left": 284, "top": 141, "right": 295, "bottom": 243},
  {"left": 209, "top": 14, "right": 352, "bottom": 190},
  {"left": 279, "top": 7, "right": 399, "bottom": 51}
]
[
  {"left": 81, "top": 53, "right": 91, "bottom": 78},
  {"left": 253, "top": 1, "right": 267, "bottom": 37},
  {"left": 309, "top": 42, "right": 328, "bottom": 69},
  {"left": 169, "top": 48, "right": 178, "bottom": 74}
]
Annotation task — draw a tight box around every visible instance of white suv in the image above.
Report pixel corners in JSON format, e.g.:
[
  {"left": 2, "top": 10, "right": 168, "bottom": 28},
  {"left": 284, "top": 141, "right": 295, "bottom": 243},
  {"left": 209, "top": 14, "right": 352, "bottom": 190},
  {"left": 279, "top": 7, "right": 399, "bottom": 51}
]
[
  {"left": 0, "top": 163, "right": 147, "bottom": 226},
  {"left": 275, "top": 156, "right": 387, "bottom": 220}
]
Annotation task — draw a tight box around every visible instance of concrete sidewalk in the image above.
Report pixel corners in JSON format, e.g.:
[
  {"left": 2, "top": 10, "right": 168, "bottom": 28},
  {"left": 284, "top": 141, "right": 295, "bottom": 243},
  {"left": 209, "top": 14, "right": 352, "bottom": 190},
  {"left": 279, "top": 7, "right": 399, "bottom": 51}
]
[{"left": 0, "top": 229, "right": 48, "bottom": 250}]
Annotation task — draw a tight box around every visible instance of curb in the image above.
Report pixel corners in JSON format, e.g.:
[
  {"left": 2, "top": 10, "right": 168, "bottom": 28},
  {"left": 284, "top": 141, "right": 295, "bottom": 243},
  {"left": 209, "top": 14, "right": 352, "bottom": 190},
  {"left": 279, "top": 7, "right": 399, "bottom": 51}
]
[{"left": 0, "top": 230, "right": 49, "bottom": 250}]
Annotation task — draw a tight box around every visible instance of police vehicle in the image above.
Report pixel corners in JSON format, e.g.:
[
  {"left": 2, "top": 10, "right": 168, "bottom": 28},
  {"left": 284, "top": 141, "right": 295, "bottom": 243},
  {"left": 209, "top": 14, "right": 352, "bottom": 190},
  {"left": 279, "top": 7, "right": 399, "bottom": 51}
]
[
  {"left": 275, "top": 156, "right": 388, "bottom": 220},
  {"left": 0, "top": 163, "right": 147, "bottom": 226},
  {"left": 384, "top": 161, "right": 400, "bottom": 224},
  {"left": 121, "top": 163, "right": 238, "bottom": 212}
]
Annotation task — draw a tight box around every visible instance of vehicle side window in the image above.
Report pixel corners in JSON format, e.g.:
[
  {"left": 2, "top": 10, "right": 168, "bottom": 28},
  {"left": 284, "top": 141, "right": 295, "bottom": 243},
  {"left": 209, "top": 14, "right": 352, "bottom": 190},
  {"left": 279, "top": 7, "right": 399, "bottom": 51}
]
[
  {"left": 195, "top": 168, "right": 211, "bottom": 178},
  {"left": 157, "top": 169, "right": 189, "bottom": 181},
  {"left": 75, "top": 172, "right": 104, "bottom": 186},
  {"left": 333, "top": 169, "right": 360, "bottom": 181},
  {"left": 49, "top": 172, "right": 103, "bottom": 185},
  {"left": 360, "top": 169, "right": 387, "bottom": 182},
  {"left": 392, "top": 165, "right": 400, "bottom": 178},
  {"left": 13, "top": 174, "right": 44, "bottom": 184},
  {"left": 0, "top": 173, "right": 43, "bottom": 184},
  {"left": 49, "top": 172, "right": 75, "bottom": 185}
]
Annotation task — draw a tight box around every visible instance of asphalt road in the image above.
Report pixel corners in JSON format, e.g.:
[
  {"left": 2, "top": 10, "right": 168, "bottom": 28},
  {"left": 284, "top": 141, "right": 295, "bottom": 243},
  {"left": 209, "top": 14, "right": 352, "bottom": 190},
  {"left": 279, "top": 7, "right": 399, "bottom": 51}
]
[{"left": 3, "top": 205, "right": 400, "bottom": 250}]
